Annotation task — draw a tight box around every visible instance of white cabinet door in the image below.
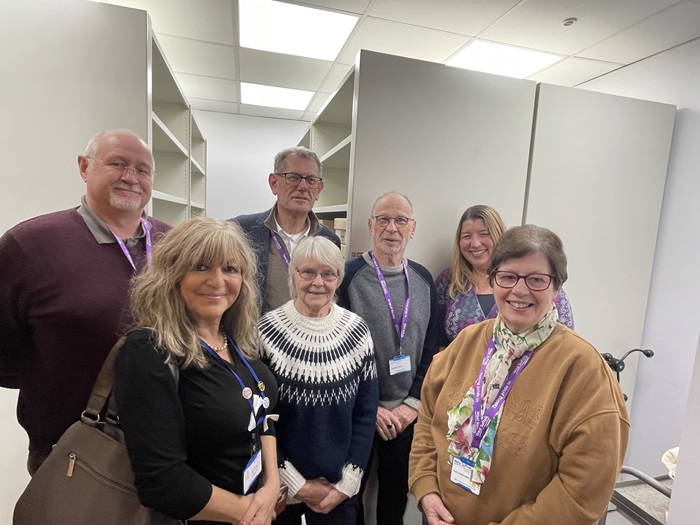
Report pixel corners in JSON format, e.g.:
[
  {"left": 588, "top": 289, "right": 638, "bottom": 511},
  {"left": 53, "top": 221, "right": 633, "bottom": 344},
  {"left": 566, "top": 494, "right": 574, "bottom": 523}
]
[
  {"left": 525, "top": 83, "right": 675, "bottom": 404},
  {"left": 348, "top": 51, "right": 538, "bottom": 274}
]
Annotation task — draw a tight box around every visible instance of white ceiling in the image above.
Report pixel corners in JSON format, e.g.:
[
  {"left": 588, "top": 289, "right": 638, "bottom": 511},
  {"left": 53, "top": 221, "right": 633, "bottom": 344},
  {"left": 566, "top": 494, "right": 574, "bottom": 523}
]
[{"left": 102, "top": 0, "right": 700, "bottom": 121}]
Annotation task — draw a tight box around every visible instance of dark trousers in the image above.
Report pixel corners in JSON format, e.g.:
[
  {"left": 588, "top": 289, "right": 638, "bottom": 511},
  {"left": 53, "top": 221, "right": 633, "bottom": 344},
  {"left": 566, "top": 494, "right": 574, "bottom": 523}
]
[
  {"left": 357, "top": 422, "right": 415, "bottom": 525},
  {"left": 276, "top": 496, "right": 358, "bottom": 525},
  {"left": 27, "top": 435, "right": 53, "bottom": 476}
]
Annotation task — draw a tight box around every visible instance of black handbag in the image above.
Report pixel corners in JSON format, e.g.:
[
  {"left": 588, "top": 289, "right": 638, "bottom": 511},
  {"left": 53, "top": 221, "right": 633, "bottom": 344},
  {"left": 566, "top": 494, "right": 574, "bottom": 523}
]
[{"left": 13, "top": 336, "right": 180, "bottom": 525}]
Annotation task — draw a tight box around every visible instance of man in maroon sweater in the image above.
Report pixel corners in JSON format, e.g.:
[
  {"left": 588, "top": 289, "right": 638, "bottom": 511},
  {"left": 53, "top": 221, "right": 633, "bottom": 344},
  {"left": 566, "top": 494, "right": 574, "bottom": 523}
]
[{"left": 0, "top": 129, "right": 170, "bottom": 474}]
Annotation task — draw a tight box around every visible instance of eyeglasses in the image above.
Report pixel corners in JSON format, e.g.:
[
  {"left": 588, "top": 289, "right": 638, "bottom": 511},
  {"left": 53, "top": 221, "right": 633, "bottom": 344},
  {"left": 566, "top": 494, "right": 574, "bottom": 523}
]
[
  {"left": 296, "top": 268, "right": 339, "bottom": 282},
  {"left": 372, "top": 216, "right": 414, "bottom": 228},
  {"left": 87, "top": 156, "right": 153, "bottom": 179},
  {"left": 275, "top": 172, "right": 323, "bottom": 188},
  {"left": 492, "top": 271, "right": 554, "bottom": 291}
]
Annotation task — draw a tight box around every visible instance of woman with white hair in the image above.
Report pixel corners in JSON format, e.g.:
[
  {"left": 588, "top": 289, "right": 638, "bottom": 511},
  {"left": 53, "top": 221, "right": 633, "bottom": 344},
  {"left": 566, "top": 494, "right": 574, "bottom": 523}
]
[{"left": 259, "top": 236, "right": 379, "bottom": 525}]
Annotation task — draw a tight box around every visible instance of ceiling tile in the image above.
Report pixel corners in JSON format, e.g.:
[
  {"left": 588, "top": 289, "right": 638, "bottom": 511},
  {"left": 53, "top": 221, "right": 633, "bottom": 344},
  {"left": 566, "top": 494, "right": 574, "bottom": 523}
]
[
  {"left": 529, "top": 57, "right": 624, "bottom": 87},
  {"left": 106, "top": 0, "right": 235, "bottom": 44},
  {"left": 337, "top": 16, "right": 471, "bottom": 65},
  {"left": 239, "top": 104, "right": 306, "bottom": 120},
  {"left": 368, "top": 0, "right": 519, "bottom": 36},
  {"left": 577, "top": 2, "right": 700, "bottom": 63},
  {"left": 478, "top": 0, "right": 680, "bottom": 55},
  {"left": 280, "top": 0, "right": 371, "bottom": 14},
  {"left": 190, "top": 98, "right": 240, "bottom": 114},
  {"left": 175, "top": 73, "right": 238, "bottom": 103},
  {"left": 306, "top": 91, "right": 332, "bottom": 116},
  {"left": 320, "top": 64, "right": 353, "bottom": 92},
  {"left": 158, "top": 35, "right": 236, "bottom": 79},
  {"left": 239, "top": 49, "right": 332, "bottom": 90}
]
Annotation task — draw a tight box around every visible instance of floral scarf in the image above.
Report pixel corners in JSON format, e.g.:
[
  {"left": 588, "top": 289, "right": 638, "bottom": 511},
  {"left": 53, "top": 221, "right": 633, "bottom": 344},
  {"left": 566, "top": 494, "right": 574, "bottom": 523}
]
[{"left": 446, "top": 305, "right": 559, "bottom": 484}]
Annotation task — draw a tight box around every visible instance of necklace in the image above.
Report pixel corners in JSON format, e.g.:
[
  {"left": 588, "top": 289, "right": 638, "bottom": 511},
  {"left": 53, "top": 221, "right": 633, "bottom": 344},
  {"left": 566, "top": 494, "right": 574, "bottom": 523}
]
[{"left": 211, "top": 336, "right": 228, "bottom": 353}]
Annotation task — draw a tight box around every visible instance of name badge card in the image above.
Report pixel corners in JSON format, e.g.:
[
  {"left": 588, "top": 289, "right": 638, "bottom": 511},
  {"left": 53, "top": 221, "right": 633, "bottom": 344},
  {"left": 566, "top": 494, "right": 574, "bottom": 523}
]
[
  {"left": 450, "top": 457, "right": 481, "bottom": 496},
  {"left": 389, "top": 354, "right": 411, "bottom": 375},
  {"left": 243, "top": 450, "right": 262, "bottom": 494}
]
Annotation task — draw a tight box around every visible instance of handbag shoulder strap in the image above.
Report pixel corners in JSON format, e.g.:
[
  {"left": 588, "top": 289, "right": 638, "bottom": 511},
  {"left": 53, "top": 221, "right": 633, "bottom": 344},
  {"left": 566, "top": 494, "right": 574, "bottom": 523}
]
[
  {"left": 97, "top": 333, "right": 181, "bottom": 426},
  {"left": 82, "top": 335, "right": 127, "bottom": 422}
]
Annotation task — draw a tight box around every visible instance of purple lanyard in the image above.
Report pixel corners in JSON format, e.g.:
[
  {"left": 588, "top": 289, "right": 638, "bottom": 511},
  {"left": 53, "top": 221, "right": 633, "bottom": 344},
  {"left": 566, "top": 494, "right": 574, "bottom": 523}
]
[
  {"left": 370, "top": 252, "right": 410, "bottom": 353},
  {"left": 270, "top": 230, "right": 291, "bottom": 268},
  {"left": 113, "top": 218, "right": 152, "bottom": 273},
  {"left": 201, "top": 336, "right": 268, "bottom": 432},
  {"left": 471, "top": 338, "right": 533, "bottom": 449}
]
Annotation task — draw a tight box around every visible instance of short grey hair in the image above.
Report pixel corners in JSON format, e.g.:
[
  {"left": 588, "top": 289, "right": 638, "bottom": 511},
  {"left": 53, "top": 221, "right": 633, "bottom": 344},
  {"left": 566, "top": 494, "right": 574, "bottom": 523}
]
[
  {"left": 273, "top": 147, "right": 322, "bottom": 177},
  {"left": 83, "top": 129, "right": 154, "bottom": 170},
  {"left": 288, "top": 236, "right": 344, "bottom": 299}
]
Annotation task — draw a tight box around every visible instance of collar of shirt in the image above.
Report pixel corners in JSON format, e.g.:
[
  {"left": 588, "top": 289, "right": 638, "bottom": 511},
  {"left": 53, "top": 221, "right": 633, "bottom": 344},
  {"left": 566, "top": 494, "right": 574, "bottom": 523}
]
[
  {"left": 77, "top": 195, "right": 147, "bottom": 247},
  {"left": 274, "top": 216, "right": 310, "bottom": 254}
]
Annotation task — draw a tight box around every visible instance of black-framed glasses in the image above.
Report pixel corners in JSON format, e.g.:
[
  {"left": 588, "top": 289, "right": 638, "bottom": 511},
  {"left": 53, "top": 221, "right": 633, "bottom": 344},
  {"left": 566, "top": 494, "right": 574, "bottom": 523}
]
[
  {"left": 275, "top": 172, "right": 323, "bottom": 188},
  {"left": 492, "top": 271, "right": 554, "bottom": 291},
  {"left": 296, "top": 268, "right": 339, "bottom": 282},
  {"left": 87, "top": 156, "right": 153, "bottom": 179},
  {"left": 372, "top": 215, "right": 414, "bottom": 228}
]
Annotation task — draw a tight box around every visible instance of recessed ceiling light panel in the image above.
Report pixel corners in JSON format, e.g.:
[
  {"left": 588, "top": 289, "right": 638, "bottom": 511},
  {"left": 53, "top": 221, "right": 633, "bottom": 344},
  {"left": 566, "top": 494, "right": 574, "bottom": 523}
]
[
  {"left": 447, "top": 40, "right": 563, "bottom": 79},
  {"left": 239, "top": 0, "right": 358, "bottom": 61},
  {"left": 240, "top": 82, "right": 314, "bottom": 111}
]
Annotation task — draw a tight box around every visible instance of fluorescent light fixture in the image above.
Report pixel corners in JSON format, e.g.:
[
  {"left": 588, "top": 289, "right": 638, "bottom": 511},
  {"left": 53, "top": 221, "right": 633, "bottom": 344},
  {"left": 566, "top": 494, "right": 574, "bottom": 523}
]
[
  {"left": 241, "top": 82, "right": 314, "bottom": 111},
  {"left": 447, "top": 40, "right": 562, "bottom": 79},
  {"left": 239, "top": 0, "right": 358, "bottom": 61}
]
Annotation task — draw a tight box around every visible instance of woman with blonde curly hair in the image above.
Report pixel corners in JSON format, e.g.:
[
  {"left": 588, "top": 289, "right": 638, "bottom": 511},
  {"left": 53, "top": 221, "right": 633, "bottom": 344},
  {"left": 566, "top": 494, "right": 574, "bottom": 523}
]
[
  {"left": 435, "top": 205, "right": 574, "bottom": 347},
  {"left": 115, "top": 217, "right": 280, "bottom": 525}
]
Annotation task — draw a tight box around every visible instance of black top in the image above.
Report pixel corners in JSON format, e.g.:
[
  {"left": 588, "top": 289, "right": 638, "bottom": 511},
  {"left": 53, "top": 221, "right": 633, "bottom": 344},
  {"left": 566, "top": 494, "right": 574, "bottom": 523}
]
[
  {"left": 476, "top": 293, "right": 496, "bottom": 320},
  {"left": 115, "top": 329, "right": 278, "bottom": 522}
]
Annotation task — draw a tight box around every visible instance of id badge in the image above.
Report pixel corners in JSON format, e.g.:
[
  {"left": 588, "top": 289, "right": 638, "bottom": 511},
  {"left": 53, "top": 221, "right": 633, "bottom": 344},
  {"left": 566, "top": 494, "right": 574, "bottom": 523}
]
[
  {"left": 389, "top": 354, "right": 411, "bottom": 375},
  {"left": 450, "top": 457, "right": 481, "bottom": 496},
  {"left": 243, "top": 450, "right": 262, "bottom": 494}
]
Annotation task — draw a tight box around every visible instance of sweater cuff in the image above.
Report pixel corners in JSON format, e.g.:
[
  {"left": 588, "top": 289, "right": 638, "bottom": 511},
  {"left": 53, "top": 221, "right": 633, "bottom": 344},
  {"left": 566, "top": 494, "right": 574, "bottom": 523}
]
[
  {"left": 403, "top": 396, "right": 421, "bottom": 411},
  {"left": 333, "top": 463, "right": 363, "bottom": 498},
  {"left": 410, "top": 475, "right": 441, "bottom": 509},
  {"left": 278, "top": 460, "right": 307, "bottom": 499}
]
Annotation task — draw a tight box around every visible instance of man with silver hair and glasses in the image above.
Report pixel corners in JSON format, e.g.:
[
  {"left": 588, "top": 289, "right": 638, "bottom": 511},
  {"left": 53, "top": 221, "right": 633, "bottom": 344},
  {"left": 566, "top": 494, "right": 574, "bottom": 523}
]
[
  {"left": 232, "top": 147, "right": 340, "bottom": 314},
  {"left": 337, "top": 192, "right": 439, "bottom": 525},
  {"left": 0, "top": 129, "right": 170, "bottom": 475}
]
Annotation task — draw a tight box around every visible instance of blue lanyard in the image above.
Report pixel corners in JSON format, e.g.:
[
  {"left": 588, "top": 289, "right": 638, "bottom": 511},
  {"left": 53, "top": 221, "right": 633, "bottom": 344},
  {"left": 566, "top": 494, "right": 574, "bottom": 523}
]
[{"left": 200, "top": 336, "right": 268, "bottom": 437}]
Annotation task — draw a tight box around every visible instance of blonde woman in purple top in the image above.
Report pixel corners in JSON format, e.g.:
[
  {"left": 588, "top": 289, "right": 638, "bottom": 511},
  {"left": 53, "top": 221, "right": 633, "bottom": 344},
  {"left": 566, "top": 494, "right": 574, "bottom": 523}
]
[{"left": 435, "top": 205, "right": 574, "bottom": 347}]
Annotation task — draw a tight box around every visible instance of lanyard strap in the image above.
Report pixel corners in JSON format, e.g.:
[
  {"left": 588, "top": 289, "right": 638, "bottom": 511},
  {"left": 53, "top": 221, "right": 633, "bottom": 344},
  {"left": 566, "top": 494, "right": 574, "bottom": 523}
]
[
  {"left": 112, "top": 218, "right": 152, "bottom": 273},
  {"left": 201, "top": 336, "right": 267, "bottom": 432},
  {"left": 370, "top": 252, "right": 411, "bottom": 352},
  {"left": 270, "top": 230, "right": 291, "bottom": 268},
  {"left": 471, "top": 338, "right": 532, "bottom": 448}
]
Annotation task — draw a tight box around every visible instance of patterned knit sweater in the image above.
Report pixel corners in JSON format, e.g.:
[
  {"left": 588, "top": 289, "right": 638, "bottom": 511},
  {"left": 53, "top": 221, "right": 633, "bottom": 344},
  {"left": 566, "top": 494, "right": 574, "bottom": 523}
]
[{"left": 258, "top": 301, "right": 379, "bottom": 499}]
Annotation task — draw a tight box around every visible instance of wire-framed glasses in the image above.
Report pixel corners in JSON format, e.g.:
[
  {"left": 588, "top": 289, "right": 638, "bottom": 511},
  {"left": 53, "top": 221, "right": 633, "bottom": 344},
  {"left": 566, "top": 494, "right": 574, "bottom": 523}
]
[
  {"left": 87, "top": 156, "right": 153, "bottom": 179},
  {"left": 371, "top": 215, "right": 413, "bottom": 228},
  {"left": 296, "top": 268, "right": 339, "bottom": 282}
]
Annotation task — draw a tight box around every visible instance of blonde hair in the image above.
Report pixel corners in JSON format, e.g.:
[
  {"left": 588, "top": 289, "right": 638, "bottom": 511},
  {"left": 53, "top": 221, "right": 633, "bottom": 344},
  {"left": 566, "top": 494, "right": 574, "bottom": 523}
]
[
  {"left": 129, "top": 217, "right": 260, "bottom": 368},
  {"left": 447, "top": 205, "right": 507, "bottom": 297}
]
